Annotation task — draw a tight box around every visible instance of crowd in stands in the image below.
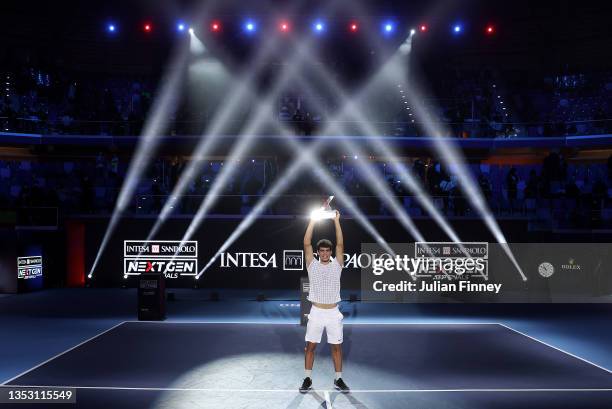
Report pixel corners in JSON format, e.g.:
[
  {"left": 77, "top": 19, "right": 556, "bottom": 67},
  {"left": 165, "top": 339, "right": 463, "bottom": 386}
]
[
  {"left": 0, "top": 154, "right": 271, "bottom": 215},
  {"left": 1, "top": 62, "right": 611, "bottom": 228},
  {"left": 0, "top": 67, "right": 153, "bottom": 136},
  {"left": 1, "top": 65, "right": 610, "bottom": 138},
  {"left": 2, "top": 152, "right": 611, "bottom": 228}
]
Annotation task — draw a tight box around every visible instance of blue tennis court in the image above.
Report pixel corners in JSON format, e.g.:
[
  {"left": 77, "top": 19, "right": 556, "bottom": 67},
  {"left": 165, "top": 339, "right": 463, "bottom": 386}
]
[{"left": 3, "top": 321, "right": 611, "bottom": 408}]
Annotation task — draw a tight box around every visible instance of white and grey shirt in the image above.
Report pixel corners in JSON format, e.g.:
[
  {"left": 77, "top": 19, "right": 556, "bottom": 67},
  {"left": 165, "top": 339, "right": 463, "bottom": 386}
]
[{"left": 307, "top": 257, "right": 342, "bottom": 304}]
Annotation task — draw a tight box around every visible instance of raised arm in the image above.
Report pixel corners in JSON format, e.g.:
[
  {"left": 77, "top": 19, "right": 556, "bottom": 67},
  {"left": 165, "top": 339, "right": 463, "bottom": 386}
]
[
  {"left": 334, "top": 210, "right": 344, "bottom": 267},
  {"left": 303, "top": 219, "right": 315, "bottom": 268}
]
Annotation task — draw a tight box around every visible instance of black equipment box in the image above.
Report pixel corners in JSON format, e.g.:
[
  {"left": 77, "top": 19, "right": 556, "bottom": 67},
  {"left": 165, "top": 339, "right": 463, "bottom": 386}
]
[{"left": 138, "top": 273, "right": 166, "bottom": 321}]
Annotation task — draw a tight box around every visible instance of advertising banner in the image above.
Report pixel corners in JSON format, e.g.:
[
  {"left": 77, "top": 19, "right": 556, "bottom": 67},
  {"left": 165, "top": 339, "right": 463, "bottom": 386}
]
[
  {"left": 84, "top": 218, "right": 612, "bottom": 301},
  {"left": 360, "top": 242, "right": 612, "bottom": 303}
]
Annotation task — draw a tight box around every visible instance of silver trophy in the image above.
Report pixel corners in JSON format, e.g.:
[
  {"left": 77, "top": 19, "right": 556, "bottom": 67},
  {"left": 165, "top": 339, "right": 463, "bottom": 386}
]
[{"left": 310, "top": 196, "right": 336, "bottom": 220}]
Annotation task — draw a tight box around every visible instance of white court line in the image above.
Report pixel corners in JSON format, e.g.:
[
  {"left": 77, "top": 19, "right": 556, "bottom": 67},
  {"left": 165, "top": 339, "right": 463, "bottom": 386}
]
[
  {"left": 497, "top": 323, "right": 612, "bottom": 375},
  {"left": 137, "top": 321, "right": 611, "bottom": 374},
  {"left": 1, "top": 321, "right": 127, "bottom": 385},
  {"left": 123, "top": 320, "right": 504, "bottom": 325},
  {"left": 5, "top": 320, "right": 610, "bottom": 391},
  {"left": 324, "top": 390, "right": 333, "bottom": 408},
  {"left": 1, "top": 385, "right": 611, "bottom": 393},
  {"left": 1, "top": 320, "right": 499, "bottom": 386}
]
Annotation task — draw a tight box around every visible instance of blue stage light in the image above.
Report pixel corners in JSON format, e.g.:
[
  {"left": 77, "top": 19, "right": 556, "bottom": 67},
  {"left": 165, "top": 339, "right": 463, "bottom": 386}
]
[
  {"left": 313, "top": 20, "right": 325, "bottom": 33},
  {"left": 383, "top": 21, "right": 395, "bottom": 34},
  {"left": 177, "top": 23, "right": 186, "bottom": 32},
  {"left": 244, "top": 20, "right": 256, "bottom": 33},
  {"left": 107, "top": 24, "right": 116, "bottom": 33},
  {"left": 453, "top": 24, "right": 463, "bottom": 34}
]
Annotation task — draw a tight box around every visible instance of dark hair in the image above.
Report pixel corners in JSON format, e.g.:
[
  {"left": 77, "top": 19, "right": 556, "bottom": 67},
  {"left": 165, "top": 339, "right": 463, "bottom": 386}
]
[{"left": 316, "top": 239, "right": 333, "bottom": 251}]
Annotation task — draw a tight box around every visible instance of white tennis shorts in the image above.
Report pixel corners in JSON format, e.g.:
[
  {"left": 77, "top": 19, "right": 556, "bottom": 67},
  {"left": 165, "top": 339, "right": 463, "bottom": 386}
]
[{"left": 305, "top": 305, "right": 344, "bottom": 344}]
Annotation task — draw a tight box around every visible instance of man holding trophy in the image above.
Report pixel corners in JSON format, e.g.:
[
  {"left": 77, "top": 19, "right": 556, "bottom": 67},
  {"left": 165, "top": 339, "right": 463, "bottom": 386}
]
[{"left": 300, "top": 197, "right": 350, "bottom": 393}]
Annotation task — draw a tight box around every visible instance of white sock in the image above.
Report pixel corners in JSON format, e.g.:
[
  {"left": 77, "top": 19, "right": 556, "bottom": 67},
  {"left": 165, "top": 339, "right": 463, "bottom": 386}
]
[
  {"left": 305, "top": 369, "right": 312, "bottom": 378},
  {"left": 335, "top": 372, "right": 342, "bottom": 380}
]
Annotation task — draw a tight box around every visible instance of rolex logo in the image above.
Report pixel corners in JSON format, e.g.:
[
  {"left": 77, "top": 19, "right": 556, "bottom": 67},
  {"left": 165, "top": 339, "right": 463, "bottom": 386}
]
[{"left": 561, "top": 258, "right": 581, "bottom": 271}]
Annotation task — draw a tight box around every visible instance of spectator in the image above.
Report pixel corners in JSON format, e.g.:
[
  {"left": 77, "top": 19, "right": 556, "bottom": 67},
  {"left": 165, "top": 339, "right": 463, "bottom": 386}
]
[
  {"left": 292, "top": 109, "right": 304, "bottom": 135},
  {"left": 109, "top": 154, "right": 119, "bottom": 180},
  {"left": 478, "top": 172, "right": 493, "bottom": 201}
]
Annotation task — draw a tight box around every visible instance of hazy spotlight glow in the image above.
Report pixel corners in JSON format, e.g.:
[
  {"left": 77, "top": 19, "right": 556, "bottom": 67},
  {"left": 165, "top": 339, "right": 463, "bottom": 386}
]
[
  {"left": 314, "top": 21, "right": 325, "bottom": 33},
  {"left": 185, "top": 4, "right": 400, "bottom": 280},
  {"left": 177, "top": 39, "right": 326, "bottom": 247},
  {"left": 88, "top": 42, "right": 189, "bottom": 279},
  {"left": 191, "top": 53, "right": 408, "bottom": 279},
  {"left": 191, "top": 54, "right": 402, "bottom": 279},
  {"left": 398, "top": 77, "right": 526, "bottom": 281},
  {"left": 399, "top": 31, "right": 415, "bottom": 55},
  {"left": 180, "top": 39, "right": 397, "bottom": 278},
  {"left": 453, "top": 24, "right": 462, "bottom": 33},
  {"left": 292, "top": 69, "right": 431, "bottom": 246},
  {"left": 342, "top": 140, "right": 424, "bottom": 242},
  {"left": 196, "top": 143, "right": 323, "bottom": 278},
  {"left": 177, "top": 23, "right": 186, "bottom": 32},
  {"left": 143, "top": 18, "right": 300, "bottom": 244},
  {"left": 289, "top": 32, "right": 467, "bottom": 256},
  {"left": 189, "top": 30, "right": 206, "bottom": 55},
  {"left": 197, "top": 132, "right": 395, "bottom": 279},
  {"left": 107, "top": 24, "right": 116, "bottom": 33}
]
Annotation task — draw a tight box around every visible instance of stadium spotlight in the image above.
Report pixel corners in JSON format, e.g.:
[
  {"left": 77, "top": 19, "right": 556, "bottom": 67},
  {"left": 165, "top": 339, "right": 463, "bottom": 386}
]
[
  {"left": 188, "top": 27, "right": 194, "bottom": 35},
  {"left": 177, "top": 22, "right": 186, "bottom": 32},
  {"left": 453, "top": 24, "right": 462, "bottom": 34},
  {"left": 244, "top": 20, "right": 256, "bottom": 33},
  {"left": 410, "top": 28, "right": 416, "bottom": 35},
  {"left": 279, "top": 21, "right": 290, "bottom": 32},
  {"left": 107, "top": 24, "right": 116, "bottom": 33},
  {"left": 382, "top": 21, "right": 395, "bottom": 35},
  {"left": 313, "top": 20, "right": 325, "bottom": 33}
]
